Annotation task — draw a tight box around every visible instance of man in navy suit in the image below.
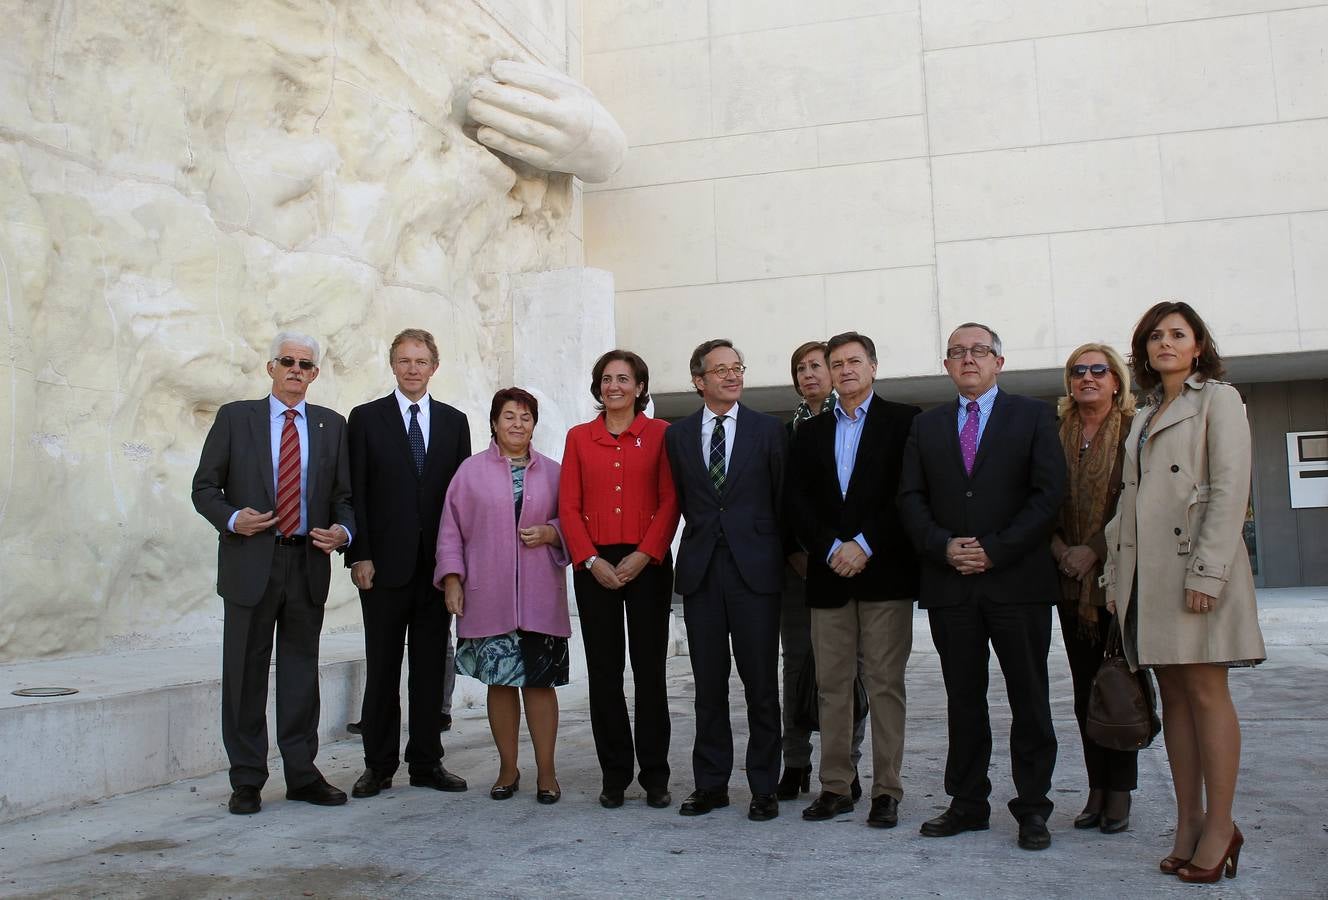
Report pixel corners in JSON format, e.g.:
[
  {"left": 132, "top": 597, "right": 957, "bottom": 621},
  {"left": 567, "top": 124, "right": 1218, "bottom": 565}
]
[
  {"left": 192, "top": 331, "right": 355, "bottom": 815},
  {"left": 665, "top": 339, "right": 786, "bottom": 822},
  {"left": 898, "top": 322, "right": 1065, "bottom": 850},
  {"left": 346, "top": 329, "right": 471, "bottom": 798}
]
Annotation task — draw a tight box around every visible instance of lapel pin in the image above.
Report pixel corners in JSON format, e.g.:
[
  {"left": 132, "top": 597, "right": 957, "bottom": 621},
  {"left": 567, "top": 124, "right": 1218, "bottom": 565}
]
[{"left": 635, "top": 437, "right": 642, "bottom": 448}]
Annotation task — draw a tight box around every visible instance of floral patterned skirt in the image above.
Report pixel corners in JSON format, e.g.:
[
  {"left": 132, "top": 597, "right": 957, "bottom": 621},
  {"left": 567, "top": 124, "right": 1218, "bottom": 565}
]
[{"left": 456, "top": 629, "right": 570, "bottom": 687}]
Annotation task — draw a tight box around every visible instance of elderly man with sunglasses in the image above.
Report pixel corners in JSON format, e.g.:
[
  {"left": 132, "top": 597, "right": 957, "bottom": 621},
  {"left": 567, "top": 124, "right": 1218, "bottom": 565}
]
[{"left": 193, "top": 331, "right": 355, "bottom": 815}]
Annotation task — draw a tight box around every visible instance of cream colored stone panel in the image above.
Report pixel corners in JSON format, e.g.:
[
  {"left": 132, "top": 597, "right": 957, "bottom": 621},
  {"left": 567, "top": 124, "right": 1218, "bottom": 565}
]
[
  {"left": 921, "top": 0, "right": 1147, "bottom": 50},
  {"left": 588, "top": 130, "right": 820, "bottom": 193},
  {"left": 935, "top": 235, "right": 1059, "bottom": 370},
  {"left": 816, "top": 117, "right": 928, "bottom": 167},
  {"left": 824, "top": 267, "right": 941, "bottom": 378},
  {"left": 1050, "top": 218, "right": 1297, "bottom": 360},
  {"left": 1291, "top": 211, "right": 1328, "bottom": 333},
  {"left": 615, "top": 277, "right": 826, "bottom": 392},
  {"left": 1270, "top": 7, "right": 1328, "bottom": 121},
  {"left": 1161, "top": 120, "right": 1328, "bottom": 221},
  {"left": 1147, "top": 0, "right": 1322, "bottom": 24},
  {"left": 584, "top": 181, "right": 717, "bottom": 292},
  {"left": 924, "top": 42, "right": 1041, "bottom": 155},
  {"left": 585, "top": 40, "right": 712, "bottom": 147},
  {"left": 584, "top": 0, "right": 709, "bottom": 53},
  {"left": 709, "top": 0, "right": 916, "bottom": 35},
  {"left": 932, "top": 138, "right": 1165, "bottom": 242},
  {"left": 710, "top": 15, "right": 923, "bottom": 135},
  {"left": 1036, "top": 17, "right": 1277, "bottom": 144},
  {"left": 714, "top": 159, "right": 934, "bottom": 282}
]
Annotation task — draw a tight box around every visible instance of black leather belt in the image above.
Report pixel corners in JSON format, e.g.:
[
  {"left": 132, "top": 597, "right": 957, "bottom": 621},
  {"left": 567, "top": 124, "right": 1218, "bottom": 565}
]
[{"left": 275, "top": 535, "right": 306, "bottom": 546}]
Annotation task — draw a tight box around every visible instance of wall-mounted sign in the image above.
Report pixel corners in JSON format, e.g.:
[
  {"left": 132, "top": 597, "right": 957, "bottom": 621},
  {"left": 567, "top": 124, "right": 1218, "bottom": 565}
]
[{"left": 1287, "top": 431, "right": 1328, "bottom": 509}]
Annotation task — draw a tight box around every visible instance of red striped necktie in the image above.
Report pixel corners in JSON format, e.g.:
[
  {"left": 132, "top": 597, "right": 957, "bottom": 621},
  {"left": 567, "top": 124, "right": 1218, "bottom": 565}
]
[{"left": 276, "top": 409, "right": 301, "bottom": 535}]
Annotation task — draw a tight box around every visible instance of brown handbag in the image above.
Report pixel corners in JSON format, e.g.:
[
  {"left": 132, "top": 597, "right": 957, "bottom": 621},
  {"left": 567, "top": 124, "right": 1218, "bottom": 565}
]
[{"left": 1085, "top": 625, "right": 1162, "bottom": 751}]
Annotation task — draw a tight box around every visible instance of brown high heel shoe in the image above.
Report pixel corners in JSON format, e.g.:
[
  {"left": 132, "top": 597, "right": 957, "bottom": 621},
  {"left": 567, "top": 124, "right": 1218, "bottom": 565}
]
[
  {"left": 1159, "top": 855, "right": 1190, "bottom": 875},
  {"left": 1176, "top": 824, "right": 1243, "bottom": 883}
]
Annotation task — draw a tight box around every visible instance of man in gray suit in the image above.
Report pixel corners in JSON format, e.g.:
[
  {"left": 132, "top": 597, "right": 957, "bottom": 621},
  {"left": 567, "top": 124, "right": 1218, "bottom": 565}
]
[{"left": 192, "top": 331, "right": 355, "bottom": 815}]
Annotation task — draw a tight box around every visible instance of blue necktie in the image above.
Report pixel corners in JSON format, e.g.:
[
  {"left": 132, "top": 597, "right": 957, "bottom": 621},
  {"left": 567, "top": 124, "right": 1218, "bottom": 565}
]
[{"left": 408, "top": 403, "right": 426, "bottom": 475}]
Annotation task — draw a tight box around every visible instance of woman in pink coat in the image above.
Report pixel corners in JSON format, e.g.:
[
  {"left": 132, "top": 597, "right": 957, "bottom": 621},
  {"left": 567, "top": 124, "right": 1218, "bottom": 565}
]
[{"left": 435, "top": 387, "right": 571, "bottom": 804}]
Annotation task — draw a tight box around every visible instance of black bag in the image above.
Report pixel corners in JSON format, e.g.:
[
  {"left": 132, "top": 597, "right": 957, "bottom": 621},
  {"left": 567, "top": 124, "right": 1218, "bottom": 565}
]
[
  {"left": 792, "top": 650, "right": 869, "bottom": 734},
  {"left": 1085, "top": 625, "right": 1162, "bottom": 751}
]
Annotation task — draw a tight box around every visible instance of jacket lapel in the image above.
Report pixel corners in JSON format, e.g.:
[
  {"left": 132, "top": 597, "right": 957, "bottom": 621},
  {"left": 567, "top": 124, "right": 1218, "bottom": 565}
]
[
  {"left": 719, "top": 403, "right": 754, "bottom": 495},
  {"left": 304, "top": 404, "right": 321, "bottom": 508},
  {"left": 251, "top": 400, "right": 276, "bottom": 507},
  {"left": 1146, "top": 380, "right": 1203, "bottom": 439},
  {"left": 677, "top": 410, "right": 709, "bottom": 488},
  {"left": 842, "top": 395, "right": 883, "bottom": 502},
  {"left": 379, "top": 394, "right": 417, "bottom": 476}
]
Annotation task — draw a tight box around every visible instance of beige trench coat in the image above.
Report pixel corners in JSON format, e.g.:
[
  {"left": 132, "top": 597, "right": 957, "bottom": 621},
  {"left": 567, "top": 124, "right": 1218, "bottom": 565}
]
[{"left": 1104, "top": 377, "right": 1266, "bottom": 668}]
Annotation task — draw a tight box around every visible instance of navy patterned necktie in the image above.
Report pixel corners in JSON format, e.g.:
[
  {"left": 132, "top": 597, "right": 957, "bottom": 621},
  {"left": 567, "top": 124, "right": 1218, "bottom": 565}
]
[
  {"left": 708, "top": 414, "right": 727, "bottom": 492},
  {"left": 408, "top": 403, "right": 426, "bottom": 475}
]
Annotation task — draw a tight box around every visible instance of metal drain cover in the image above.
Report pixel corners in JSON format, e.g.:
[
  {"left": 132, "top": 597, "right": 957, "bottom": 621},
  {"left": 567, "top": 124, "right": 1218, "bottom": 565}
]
[{"left": 11, "top": 686, "right": 79, "bottom": 697}]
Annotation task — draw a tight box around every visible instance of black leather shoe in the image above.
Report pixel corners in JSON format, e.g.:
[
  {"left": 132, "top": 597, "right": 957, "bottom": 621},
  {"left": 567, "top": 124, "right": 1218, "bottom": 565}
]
[
  {"left": 645, "top": 789, "right": 672, "bottom": 809},
  {"left": 679, "top": 788, "right": 729, "bottom": 816},
  {"left": 802, "top": 791, "right": 854, "bottom": 821},
  {"left": 749, "top": 793, "right": 779, "bottom": 821},
  {"left": 346, "top": 721, "right": 362, "bottom": 735},
  {"left": 776, "top": 765, "right": 812, "bottom": 801},
  {"left": 352, "top": 769, "right": 392, "bottom": 798},
  {"left": 285, "top": 777, "right": 347, "bottom": 806},
  {"left": 867, "top": 795, "right": 899, "bottom": 829},
  {"left": 1018, "top": 814, "right": 1052, "bottom": 850},
  {"left": 490, "top": 772, "right": 520, "bottom": 800},
  {"left": 598, "top": 788, "right": 624, "bottom": 808},
  {"left": 410, "top": 765, "right": 468, "bottom": 792},
  {"left": 439, "top": 714, "right": 452, "bottom": 733},
  {"left": 920, "top": 808, "right": 989, "bottom": 837},
  {"left": 851, "top": 774, "right": 863, "bottom": 802},
  {"left": 1100, "top": 794, "right": 1131, "bottom": 834},
  {"left": 228, "top": 785, "right": 261, "bottom": 815}
]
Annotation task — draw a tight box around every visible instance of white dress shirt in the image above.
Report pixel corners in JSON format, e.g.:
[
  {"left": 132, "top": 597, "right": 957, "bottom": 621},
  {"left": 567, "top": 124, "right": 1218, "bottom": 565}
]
[
  {"left": 394, "top": 388, "right": 431, "bottom": 451},
  {"left": 699, "top": 402, "right": 738, "bottom": 472}
]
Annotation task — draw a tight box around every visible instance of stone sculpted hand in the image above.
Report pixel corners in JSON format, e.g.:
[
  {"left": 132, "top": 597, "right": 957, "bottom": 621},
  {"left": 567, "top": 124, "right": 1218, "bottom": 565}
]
[{"left": 468, "top": 60, "right": 627, "bottom": 183}]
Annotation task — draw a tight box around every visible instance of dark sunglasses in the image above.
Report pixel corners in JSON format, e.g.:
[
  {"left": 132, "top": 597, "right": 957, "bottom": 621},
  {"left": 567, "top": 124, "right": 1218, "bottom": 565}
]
[
  {"left": 274, "top": 356, "right": 317, "bottom": 371},
  {"left": 1070, "top": 363, "right": 1111, "bottom": 379}
]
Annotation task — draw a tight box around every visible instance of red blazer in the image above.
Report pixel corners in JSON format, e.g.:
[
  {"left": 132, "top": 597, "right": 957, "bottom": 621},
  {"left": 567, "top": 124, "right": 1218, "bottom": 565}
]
[{"left": 559, "top": 412, "right": 680, "bottom": 567}]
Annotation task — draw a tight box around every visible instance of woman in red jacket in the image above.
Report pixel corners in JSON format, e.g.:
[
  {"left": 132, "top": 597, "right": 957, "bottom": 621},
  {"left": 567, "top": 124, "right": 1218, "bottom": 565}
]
[{"left": 559, "top": 349, "right": 681, "bottom": 810}]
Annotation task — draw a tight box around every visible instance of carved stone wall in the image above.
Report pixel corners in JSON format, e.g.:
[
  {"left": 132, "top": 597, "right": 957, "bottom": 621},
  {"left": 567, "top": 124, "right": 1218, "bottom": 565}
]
[{"left": 0, "top": 1, "right": 597, "bottom": 661}]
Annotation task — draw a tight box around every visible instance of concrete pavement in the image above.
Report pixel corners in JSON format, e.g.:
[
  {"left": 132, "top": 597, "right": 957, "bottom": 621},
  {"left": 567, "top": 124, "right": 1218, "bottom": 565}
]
[{"left": 2, "top": 589, "right": 1326, "bottom": 899}]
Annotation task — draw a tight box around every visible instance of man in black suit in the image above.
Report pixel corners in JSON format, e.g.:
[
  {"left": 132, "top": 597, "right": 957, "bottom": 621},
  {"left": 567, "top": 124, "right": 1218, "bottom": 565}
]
[
  {"left": 192, "top": 331, "right": 355, "bottom": 815},
  {"left": 787, "top": 332, "right": 920, "bottom": 829},
  {"left": 664, "top": 339, "right": 786, "bottom": 822},
  {"left": 346, "top": 328, "right": 471, "bottom": 798},
  {"left": 898, "top": 322, "right": 1066, "bottom": 850}
]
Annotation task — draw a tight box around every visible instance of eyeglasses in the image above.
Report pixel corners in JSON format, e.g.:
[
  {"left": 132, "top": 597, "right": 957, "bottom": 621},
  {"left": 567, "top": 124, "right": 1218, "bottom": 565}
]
[
  {"left": 1070, "top": 363, "right": 1111, "bottom": 379},
  {"left": 946, "top": 344, "right": 994, "bottom": 360},
  {"left": 704, "top": 364, "right": 746, "bottom": 378},
  {"left": 274, "top": 356, "right": 317, "bottom": 371}
]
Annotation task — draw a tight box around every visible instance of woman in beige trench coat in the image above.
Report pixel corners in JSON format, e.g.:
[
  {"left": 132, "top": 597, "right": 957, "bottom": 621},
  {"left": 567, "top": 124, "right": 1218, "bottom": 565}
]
[{"left": 1104, "top": 301, "right": 1265, "bottom": 884}]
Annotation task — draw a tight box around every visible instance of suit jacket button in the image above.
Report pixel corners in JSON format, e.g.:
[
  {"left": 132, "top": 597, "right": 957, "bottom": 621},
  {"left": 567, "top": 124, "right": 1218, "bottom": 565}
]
[
  {"left": 614, "top": 507, "right": 621, "bottom": 514},
  {"left": 1170, "top": 464, "right": 1180, "bottom": 472},
  {"left": 965, "top": 490, "right": 973, "bottom": 498}
]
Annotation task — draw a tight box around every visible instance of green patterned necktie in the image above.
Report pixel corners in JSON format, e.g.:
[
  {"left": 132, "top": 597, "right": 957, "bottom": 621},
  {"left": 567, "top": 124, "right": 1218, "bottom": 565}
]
[{"left": 708, "top": 414, "right": 727, "bottom": 492}]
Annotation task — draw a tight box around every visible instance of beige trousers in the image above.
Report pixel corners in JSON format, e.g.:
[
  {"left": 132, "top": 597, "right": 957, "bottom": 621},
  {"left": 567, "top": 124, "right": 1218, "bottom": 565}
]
[{"left": 809, "top": 599, "right": 913, "bottom": 800}]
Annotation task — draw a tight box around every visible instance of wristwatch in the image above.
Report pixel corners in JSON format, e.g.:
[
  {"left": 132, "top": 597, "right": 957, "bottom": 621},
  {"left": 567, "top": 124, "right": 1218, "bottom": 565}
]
[{"left": 583, "top": 555, "right": 598, "bottom": 570}]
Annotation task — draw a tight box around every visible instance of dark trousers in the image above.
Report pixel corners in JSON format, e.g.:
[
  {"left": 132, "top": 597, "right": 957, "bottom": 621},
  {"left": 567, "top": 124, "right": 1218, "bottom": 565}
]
[
  {"left": 222, "top": 544, "right": 324, "bottom": 790},
  {"left": 927, "top": 598, "right": 1057, "bottom": 821},
  {"left": 574, "top": 544, "right": 673, "bottom": 793},
  {"left": 358, "top": 550, "right": 448, "bottom": 775},
  {"left": 683, "top": 544, "right": 782, "bottom": 795},
  {"left": 1058, "top": 604, "right": 1138, "bottom": 791}
]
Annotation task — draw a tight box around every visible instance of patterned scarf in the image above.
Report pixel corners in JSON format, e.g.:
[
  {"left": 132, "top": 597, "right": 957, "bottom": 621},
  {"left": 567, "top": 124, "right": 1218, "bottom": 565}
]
[
  {"left": 791, "top": 394, "right": 834, "bottom": 432},
  {"left": 1057, "top": 406, "right": 1125, "bottom": 641}
]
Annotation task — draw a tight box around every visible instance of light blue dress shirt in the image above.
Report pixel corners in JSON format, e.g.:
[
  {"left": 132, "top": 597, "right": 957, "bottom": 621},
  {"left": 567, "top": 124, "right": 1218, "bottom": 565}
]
[
  {"left": 955, "top": 383, "right": 1000, "bottom": 445},
  {"left": 827, "top": 392, "right": 873, "bottom": 562}
]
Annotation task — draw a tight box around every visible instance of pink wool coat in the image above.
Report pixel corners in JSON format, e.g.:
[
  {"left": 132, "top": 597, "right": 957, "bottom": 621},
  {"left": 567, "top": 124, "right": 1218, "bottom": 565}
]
[{"left": 434, "top": 441, "right": 571, "bottom": 639}]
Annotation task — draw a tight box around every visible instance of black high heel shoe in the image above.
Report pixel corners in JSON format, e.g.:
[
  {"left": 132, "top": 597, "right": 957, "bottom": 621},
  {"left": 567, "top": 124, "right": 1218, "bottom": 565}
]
[
  {"left": 489, "top": 772, "right": 520, "bottom": 800},
  {"left": 1099, "top": 793, "right": 1131, "bottom": 834},
  {"left": 1074, "top": 789, "right": 1104, "bottom": 829},
  {"left": 776, "top": 766, "right": 812, "bottom": 801},
  {"left": 536, "top": 780, "right": 561, "bottom": 805}
]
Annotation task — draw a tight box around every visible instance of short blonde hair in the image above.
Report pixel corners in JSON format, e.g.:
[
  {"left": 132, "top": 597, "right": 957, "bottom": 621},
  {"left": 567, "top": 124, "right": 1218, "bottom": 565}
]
[{"left": 1057, "top": 342, "right": 1135, "bottom": 418}]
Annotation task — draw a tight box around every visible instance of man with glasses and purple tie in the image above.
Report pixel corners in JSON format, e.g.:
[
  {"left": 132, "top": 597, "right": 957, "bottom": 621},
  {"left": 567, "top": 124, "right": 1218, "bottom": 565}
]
[
  {"left": 898, "top": 322, "right": 1066, "bottom": 851},
  {"left": 192, "top": 331, "right": 355, "bottom": 815},
  {"left": 665, "top": 339, "right": 787, "bottom": 823}
]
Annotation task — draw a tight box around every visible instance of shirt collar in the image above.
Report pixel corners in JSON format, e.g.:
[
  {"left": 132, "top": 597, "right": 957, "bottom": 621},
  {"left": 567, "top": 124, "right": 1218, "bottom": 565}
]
[
  {"left": 834, "top": 390, "right": 873, "bottom": 423},
  {"left": 269, "top": 394, "right": 307, "bottom": 419},
  {"left": 957, "top": 383, "right": 999, "bottom": 410},
  {"left": 394, "top": 388, "right": 430, "bottom": 415},
  {"left": 702, "top": 403, "right": 739, "bottom": 425}
]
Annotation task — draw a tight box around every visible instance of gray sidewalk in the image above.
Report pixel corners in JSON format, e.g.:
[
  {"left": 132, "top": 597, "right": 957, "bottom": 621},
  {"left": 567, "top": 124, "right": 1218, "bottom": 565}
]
[{"left": 2, "top": 590, "right": 1327, "bottom": 899}]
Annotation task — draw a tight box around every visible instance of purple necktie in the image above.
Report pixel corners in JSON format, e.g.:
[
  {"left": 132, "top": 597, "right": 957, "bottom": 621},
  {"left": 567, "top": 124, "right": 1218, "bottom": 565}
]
[{"left": 960, "top": 400, "right": 980, "bottom": 475}]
